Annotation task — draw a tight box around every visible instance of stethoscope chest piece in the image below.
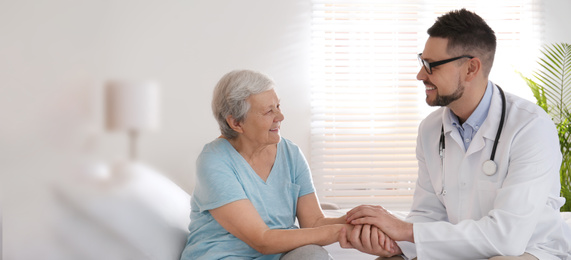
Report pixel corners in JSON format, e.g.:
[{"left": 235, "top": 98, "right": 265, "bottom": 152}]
[
  {"left": 439, "top": 85, "right": 505, "bottom": 185},
  {"left": 482, "top": 160, "right": 497, "bottom": 176}
]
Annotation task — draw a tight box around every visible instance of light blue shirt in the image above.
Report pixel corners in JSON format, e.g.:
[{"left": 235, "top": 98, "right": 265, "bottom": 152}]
[
  {"left": 180, "top": 137, "right": 315, "bottom": 260},
  {"left": 448, "top": 81, "right": 494, "bottom": 151}
]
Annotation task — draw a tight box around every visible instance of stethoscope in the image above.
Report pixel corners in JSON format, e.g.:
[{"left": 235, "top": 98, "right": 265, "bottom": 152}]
[{"left": 438, "top": 85, "right": 506, "bottom": 195}]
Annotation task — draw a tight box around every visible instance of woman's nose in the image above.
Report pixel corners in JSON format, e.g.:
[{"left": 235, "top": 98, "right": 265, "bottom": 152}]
[{"left": 276, "top": 109, "right": 285, "bottom": 122}]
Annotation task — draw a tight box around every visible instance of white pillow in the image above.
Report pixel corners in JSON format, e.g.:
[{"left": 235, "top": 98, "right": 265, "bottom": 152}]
[{"left": 54, "top": 162, "right": 191, "bottom": 260}]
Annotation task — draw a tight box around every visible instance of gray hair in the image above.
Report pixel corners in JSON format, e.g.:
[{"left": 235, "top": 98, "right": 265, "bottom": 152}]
[{"left": 211, "top": 70, "right": 275, "bottom": 139}]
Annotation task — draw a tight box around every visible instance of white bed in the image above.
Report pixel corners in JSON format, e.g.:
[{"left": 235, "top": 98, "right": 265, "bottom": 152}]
[{"left": 55, "top": 163, "right": 571, "bottom": 259}]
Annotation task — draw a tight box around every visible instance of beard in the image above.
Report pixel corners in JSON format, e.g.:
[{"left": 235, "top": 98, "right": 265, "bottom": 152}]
[{"left": 425, "top": 78, "right": 465, "bottom": 107}]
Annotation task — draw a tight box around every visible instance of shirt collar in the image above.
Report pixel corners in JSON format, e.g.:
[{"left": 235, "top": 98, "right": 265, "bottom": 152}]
[{"left": 448, "top": 80, "right": 493, "bottom": 131}]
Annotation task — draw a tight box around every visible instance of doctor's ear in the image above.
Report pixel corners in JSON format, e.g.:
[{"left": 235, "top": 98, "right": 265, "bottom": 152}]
[
  {"left": 226, "top": 115, "right": 244, "bottom": 134},
  {"left": 464, "top": 57, "right": 481, "bottom": 81}
]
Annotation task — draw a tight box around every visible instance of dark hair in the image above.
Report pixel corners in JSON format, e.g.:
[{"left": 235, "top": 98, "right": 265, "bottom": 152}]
[{"left": 427, "top": 9, "right": 496, "bottom": 76}]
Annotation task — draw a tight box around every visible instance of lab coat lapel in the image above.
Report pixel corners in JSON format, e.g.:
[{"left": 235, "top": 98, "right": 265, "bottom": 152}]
[
  {"left": 441, "top": 108, "right": 464, "bottom": 153},
  {"left": 466, "top": 83, "right": 503, "bottom": 157}
]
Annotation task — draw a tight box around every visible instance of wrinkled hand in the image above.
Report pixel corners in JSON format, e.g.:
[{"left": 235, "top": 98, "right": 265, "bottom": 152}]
[
  {"left": 339, "top": 224, "right": 402, "bottom": 257},
  {"left": 346, "top": 205, "right": 414, "bottom": 243}
]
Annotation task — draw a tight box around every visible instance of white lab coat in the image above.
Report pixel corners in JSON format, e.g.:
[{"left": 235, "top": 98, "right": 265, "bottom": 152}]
[{"left": 398, "top": 83, "right": 571, "bottom": 260}]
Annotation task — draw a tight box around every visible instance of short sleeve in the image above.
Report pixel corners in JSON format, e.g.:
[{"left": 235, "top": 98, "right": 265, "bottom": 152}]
[{"left": 192, "top": 142, "right": 248, "bottom": 212}]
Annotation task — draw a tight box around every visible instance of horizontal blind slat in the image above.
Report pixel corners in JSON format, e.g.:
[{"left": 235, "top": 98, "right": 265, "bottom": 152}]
[{"left": 311, "top": 0, "right": 541, "bottom": 211}]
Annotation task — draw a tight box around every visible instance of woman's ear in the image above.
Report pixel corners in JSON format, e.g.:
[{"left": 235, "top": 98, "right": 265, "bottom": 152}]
[
  {"left": 464, "top": 57, "right": 481, "bottom": 82},
  {"left": 226, "top": 115, "right": 244, "bottom": 134}
]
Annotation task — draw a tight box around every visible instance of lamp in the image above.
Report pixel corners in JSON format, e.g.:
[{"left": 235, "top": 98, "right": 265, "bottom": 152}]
[{"left": 105, "top": 80, "right": 160, "bottom": 161}]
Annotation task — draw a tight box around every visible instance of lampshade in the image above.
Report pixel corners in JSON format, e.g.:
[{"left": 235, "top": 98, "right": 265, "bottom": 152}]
[{"left": 105, "top": 80, "right": 160, "bottom": 132}]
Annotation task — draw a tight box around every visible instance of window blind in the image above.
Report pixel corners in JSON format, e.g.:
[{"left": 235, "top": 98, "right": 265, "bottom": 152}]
[{"left": 310, "top": 0, "right": 542, "bottom": 211}]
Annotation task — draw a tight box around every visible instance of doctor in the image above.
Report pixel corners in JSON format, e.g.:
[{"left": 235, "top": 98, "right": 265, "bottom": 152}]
[{"left": 341, "top": 9, "right": 571, "bottom": 260}]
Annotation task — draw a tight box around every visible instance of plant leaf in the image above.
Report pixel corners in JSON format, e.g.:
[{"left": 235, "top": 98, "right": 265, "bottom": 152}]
[
  {"left": 518, "top": 43, "right": 571, "bottom": 211},
  {"left": 534, "top": 43, "right": 571, "bottom": 123}
]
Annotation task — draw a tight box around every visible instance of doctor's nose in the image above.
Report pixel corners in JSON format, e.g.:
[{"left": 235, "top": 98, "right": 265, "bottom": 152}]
[{"left": 417, "top": 67, "right": 428, "bottom": 81}]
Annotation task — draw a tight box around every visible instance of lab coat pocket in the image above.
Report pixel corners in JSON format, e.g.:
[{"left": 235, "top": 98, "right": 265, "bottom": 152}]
[{"left": 478, "top": 180, "right": 499, "bottom": 213}]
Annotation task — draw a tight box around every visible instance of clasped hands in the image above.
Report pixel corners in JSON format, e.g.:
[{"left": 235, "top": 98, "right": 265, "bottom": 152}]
[{"left": 338, "top": 205, "right": 411, "bottom": 257}]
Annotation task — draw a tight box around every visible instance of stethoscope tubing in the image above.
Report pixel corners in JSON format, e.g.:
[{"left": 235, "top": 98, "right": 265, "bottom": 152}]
[
  {"left": 438, "top": 85, "right": 506, "bottom": 194},
  {"left": 490, "top": 86, "right": 506, "bottom": 161}
]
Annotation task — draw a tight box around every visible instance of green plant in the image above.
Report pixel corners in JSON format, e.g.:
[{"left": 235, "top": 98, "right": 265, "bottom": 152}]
[{"left": 519, "top": 43, "right": 571, "bottom": 211}]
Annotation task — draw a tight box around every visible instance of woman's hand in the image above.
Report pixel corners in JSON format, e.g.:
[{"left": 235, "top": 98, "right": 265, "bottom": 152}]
[
  {"left": 320, "top": 224, "right": 355, "bottom": 246},
  {"left": 345, "top": 205, "right": 414, "bottom": 243},
  {"left": 339, "top": 224, "right": 402, "bottom": 257}
]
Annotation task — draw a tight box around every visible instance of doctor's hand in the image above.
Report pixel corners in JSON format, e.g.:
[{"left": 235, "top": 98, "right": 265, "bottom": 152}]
[
  {"left": 339, "top": 224, "right": 402, "bottom": 257},
  {"left": 346, "top": 205, "right": 414, "bottom": 243}
]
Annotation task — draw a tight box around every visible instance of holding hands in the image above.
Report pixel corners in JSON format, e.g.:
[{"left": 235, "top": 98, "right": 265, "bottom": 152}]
[
  {"left": 338, "top": 205, "right": 414, "bottom": 257},
  {"left": 339, "top": 223, "right": 402, "bottom": 257}
]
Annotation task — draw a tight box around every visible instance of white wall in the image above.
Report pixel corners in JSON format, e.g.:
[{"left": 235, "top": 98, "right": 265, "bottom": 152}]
[
  {"left": 1, "top": 0, "right": 569, "bottom": 209},
  {"left": 1, "top": 0, "right": 312, "bottom": 195},
  {"left": 544, "top": 0, "right": 571, "bottom": 44}
]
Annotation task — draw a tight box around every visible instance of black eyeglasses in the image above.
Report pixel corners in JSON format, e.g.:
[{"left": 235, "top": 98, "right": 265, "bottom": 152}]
[{"left": 418, "top": 53, "right": 474, "bottom": 74}]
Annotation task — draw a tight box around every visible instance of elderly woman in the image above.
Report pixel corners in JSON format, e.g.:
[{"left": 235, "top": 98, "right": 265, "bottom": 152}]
[{"left": 180, "top": 70, "right": 357, "bottom": 260}]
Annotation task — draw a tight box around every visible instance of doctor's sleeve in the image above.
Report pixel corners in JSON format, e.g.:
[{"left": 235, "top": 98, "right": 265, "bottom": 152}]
[
  {"left": 397, "top": 122, "right": 450, "bottom": 260},
  {"left": 406, "top": 121, "right": 449, "bottom": 223}
]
